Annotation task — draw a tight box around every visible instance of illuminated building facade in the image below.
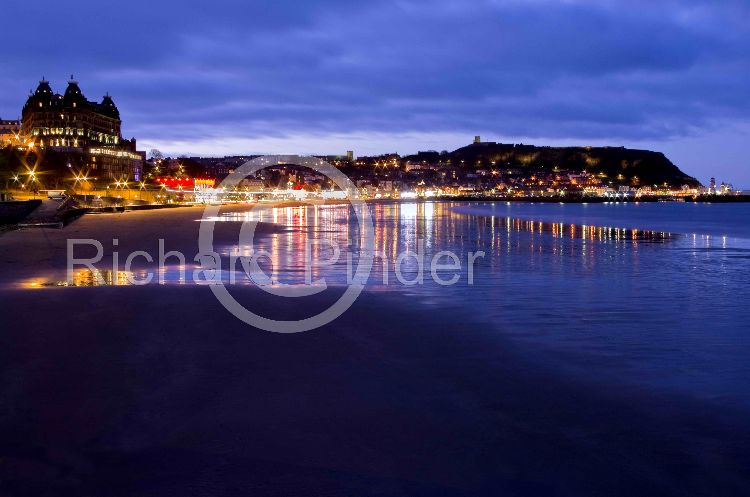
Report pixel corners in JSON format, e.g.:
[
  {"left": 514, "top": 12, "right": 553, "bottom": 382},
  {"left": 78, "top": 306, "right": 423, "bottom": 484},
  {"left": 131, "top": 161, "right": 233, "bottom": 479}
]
[
  {"left": 0, "top": 118, "right": 21, "bottom": 145},
  {"left": 155, "top": 176, "right": 216, "bottom": 190},
  {"left": 21, "top": 77, "right": 144, "bottom": 180}
]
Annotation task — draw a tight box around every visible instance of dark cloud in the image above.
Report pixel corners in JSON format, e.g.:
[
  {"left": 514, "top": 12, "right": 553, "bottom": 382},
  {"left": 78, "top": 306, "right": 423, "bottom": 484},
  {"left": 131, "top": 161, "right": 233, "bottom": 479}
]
[{"left": 0, "top": 0, "right": 748, "bottom": 182}]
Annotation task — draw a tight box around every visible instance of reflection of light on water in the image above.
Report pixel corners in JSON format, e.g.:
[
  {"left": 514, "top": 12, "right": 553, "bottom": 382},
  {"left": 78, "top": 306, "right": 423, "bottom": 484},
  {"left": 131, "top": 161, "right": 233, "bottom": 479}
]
[
  {"left": 399, "top": 203, "right": 418, "bottom": 218},
  {"left": 492, "top": 217, "right": 672, "bottom": 242},
  {"left": 17, "top": 202, "right": 688, "bottom": 292}
]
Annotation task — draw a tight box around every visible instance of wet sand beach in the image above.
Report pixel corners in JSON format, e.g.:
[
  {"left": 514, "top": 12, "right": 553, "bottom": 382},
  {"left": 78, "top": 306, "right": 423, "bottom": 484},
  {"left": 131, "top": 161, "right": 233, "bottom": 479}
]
[
  {"left": 1, "top": 203, "right": 749, "bottom": 496},
  {"left": 2, "top": 284, "right": 750, "bottom": 496}
]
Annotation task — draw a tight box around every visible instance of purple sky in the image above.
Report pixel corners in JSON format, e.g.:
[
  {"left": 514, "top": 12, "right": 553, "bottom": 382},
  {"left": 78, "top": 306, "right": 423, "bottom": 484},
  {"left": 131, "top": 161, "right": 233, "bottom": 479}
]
[{"left": 2, "top": 0, "right": 749, "bottom": 186}]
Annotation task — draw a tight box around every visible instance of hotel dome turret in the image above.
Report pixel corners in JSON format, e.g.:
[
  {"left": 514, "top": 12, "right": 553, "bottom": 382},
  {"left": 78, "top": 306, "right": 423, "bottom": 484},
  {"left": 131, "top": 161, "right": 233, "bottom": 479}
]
[
  {"left": 23, "top": 79, "right": 55, "bottom": 112},
  {"left": 63, "top": 79, "right": 87, "bottom": 107},
  {"left": 100, "top": 94, "right": 120, "bottom": 119}
]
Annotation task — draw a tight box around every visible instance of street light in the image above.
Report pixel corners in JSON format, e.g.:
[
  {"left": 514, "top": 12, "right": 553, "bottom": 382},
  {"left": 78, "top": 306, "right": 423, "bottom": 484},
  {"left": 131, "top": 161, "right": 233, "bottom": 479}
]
[{"left": 30, "top": 176, "right": 37, "bottom": 199}]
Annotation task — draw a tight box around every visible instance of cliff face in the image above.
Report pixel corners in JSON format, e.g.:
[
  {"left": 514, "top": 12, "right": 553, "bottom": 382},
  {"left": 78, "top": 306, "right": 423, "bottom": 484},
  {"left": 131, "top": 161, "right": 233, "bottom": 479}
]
[{"left": 409, "top": 143, "right": 700, "bottom": 187}]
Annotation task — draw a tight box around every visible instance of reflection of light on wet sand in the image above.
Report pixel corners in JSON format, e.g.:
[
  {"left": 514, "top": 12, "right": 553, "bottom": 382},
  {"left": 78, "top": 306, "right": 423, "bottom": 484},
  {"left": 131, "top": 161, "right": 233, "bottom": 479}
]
[
  {"left": 23, "top": 269, "right": 137, "bottom": 288},
  {"left": 20, "top": 267, "right": 200, "bottom": 289}
]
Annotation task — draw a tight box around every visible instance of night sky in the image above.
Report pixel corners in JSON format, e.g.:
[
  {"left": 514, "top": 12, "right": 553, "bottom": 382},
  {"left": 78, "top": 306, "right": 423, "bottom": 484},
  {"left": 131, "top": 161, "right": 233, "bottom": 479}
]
[{"left": 2, "top": 0, "right": 749, "bottom": 185}]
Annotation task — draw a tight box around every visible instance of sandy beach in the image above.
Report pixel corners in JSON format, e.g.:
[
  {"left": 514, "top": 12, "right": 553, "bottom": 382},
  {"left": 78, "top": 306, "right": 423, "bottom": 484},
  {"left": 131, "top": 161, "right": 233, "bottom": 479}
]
[{"left": 1, "top": 204, "right": 749, "bottom": 496}]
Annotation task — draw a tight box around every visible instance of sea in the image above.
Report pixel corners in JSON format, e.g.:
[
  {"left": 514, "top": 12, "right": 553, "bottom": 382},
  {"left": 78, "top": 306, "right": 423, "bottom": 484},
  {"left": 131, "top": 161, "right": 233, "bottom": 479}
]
[{"left": 217, "top": 201, "right": 750, "bottom": 409}]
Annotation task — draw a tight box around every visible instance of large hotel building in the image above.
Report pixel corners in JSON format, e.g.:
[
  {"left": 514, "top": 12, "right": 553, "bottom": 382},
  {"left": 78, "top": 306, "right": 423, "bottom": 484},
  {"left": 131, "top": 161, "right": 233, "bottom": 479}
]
[{"left": 21, "top": 77, "right": 144, "bottom": 180}]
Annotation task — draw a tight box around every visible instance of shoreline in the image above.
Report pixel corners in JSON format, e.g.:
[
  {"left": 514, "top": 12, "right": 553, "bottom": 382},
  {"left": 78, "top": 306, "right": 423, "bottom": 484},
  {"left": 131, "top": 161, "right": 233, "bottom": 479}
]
[{"left": 3, "top": 192, "right": 749, "bottom": 230}]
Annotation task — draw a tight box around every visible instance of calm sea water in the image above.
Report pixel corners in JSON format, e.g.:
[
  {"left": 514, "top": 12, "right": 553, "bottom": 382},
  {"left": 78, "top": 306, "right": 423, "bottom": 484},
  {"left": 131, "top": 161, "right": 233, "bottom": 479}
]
[{"left": 219, "top": 201, "right": 750, "bottom": 410}]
